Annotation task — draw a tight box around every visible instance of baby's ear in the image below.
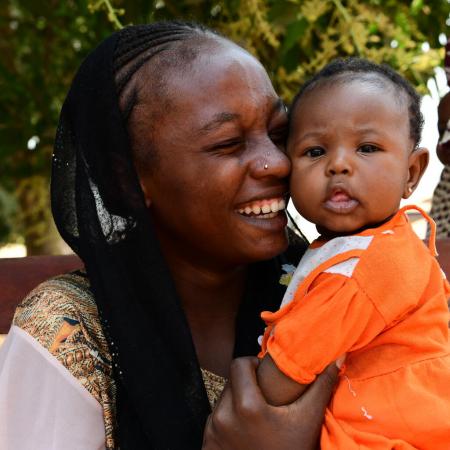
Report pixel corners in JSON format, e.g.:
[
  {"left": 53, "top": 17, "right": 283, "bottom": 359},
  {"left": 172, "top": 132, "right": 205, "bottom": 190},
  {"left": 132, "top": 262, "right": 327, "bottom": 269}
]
[{"left": 403, "top": 147, "right": 429, "bottom": 199}]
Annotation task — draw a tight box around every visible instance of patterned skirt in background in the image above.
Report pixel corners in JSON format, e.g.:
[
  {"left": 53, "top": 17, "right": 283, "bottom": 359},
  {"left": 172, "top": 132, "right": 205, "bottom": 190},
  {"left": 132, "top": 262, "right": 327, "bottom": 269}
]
[{"left": 430, "top": 166, "right": 450, "bottom": 239}]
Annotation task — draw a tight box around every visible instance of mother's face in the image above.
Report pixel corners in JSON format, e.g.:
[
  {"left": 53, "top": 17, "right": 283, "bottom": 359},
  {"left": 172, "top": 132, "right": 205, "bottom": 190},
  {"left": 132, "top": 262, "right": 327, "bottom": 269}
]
[{"left": 136, "top": 41, "right": 290, "bottom": 269}]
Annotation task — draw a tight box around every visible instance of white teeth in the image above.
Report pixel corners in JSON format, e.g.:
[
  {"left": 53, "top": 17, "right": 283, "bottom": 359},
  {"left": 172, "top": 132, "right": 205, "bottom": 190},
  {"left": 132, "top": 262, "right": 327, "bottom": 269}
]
[
  {"left": 260, "top": 211, "right": 277, "bottom": 219},
  {"left": 236, "top": 198, "right": 286, "bottom": 217},
  {"left": 270, "top": 201, "right": 279, "bottom": 213}
]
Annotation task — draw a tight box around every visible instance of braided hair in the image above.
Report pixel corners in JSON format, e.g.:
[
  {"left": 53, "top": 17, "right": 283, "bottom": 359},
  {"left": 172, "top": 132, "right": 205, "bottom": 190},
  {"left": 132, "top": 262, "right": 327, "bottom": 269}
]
[
  {"left": 111, "top": 22, "right": 223, "bottom": 174},
  {"left": 290, "top": 58, "right": 424, "bottom": 148},
  {"left": 114, "top": 22, "right": 220, "bottom": 118}
]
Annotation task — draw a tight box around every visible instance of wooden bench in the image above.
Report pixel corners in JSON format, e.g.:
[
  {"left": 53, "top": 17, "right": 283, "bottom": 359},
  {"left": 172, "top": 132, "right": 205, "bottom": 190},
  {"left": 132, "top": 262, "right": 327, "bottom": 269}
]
[
  {"left": 0, "top": 254, "right": 82, "bottom": 334},
  {"left": 0, "top": 240, "right": 449, "bottom": 334}
]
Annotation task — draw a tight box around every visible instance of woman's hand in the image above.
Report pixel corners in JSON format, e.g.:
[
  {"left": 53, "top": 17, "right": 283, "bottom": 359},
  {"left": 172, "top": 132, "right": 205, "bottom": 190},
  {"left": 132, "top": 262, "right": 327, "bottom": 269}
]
[{"left": 202, "top": 356, "right": 340, "bottom": 450}]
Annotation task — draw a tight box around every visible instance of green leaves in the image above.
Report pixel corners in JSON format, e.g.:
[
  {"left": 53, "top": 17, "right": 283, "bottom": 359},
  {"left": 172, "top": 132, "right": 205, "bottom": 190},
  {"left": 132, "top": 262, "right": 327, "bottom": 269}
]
[
  {"left": 281, "top": 17, "right": 308, "bottom": 55},
  {"left": 1, "top": 0, "right": 449, "bottom": 249},
  {"left": 410, "top": 0, "right": 424, "bottom": 16}
]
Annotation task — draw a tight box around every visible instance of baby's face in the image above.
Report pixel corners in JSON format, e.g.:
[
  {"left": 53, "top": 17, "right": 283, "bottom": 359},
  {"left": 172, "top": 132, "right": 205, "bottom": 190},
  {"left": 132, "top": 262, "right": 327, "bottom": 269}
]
[{"left": 287, "top": 79, "right": 416, "bottom": 236}]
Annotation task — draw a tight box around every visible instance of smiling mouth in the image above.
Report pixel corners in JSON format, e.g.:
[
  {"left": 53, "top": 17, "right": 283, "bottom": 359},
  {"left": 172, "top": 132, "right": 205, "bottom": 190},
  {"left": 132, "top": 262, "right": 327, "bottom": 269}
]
[
  {"left": 324, "top": 189, "right": 359, "bottom": 213},
  {"left": 235, "top": 197, "right": 286, "bottom": 219}
]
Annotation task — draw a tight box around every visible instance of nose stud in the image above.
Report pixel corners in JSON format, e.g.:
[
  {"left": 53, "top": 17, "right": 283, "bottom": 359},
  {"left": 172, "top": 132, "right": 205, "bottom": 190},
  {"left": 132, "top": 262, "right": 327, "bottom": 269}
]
[{"left": 264, "top": 164, "right": 268, "bottom": 170}]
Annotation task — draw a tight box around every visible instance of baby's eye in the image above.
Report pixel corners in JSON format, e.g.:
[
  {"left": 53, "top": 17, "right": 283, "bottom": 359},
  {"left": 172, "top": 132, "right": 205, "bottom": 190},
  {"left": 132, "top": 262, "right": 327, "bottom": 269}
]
[
  {"left": 304, "top": 147, "right": 325, "bottom": 158},
  {"left": 358, "top": 144, "right": 379, "bottom": 154}
]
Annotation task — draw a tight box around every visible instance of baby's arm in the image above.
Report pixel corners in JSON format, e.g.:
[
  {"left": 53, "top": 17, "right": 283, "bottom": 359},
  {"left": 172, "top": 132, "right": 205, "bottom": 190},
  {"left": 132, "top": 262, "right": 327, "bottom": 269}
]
[
  {"left": 257, "top": 353, "right": 309, "bottom": 406},
  {"left": 257, "top": 273, "right": 388, "bottom": 406}
]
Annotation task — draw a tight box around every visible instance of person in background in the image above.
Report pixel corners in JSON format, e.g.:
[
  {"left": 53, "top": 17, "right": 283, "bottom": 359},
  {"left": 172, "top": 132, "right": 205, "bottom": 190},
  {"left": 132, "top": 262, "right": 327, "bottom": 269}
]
[
  {"left": 430, "top": 89, "right": 450, "bottom": 239},
  {"left": 429, "top": 74, "right": 450, "bottom": 237}
]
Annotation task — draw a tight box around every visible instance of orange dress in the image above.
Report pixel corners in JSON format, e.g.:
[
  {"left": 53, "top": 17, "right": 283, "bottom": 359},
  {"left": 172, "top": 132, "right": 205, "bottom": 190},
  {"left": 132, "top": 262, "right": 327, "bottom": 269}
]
[{"left": 260, "top": 206, "right": 450, "bottom": 449}]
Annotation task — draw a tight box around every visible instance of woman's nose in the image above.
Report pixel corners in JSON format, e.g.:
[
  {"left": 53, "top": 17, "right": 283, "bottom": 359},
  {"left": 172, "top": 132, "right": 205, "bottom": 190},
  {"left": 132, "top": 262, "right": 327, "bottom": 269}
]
[
  {"left": 326, "top": 150, "right": 353, "bottom": 176},
  {"left": 252, "top": 141, "right": 291, "bottom": 179}
]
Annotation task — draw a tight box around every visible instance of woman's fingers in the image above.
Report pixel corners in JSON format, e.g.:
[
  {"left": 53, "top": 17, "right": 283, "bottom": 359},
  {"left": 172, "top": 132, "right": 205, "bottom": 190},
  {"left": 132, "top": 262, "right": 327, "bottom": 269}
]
[
  {"left": 202, "top": 413, "right": 223, "bottom": 450},
  {"left": 208, "top": 380, "right": 233, "bottom": 433},
  {"left": 283, "top": 362, "right": 340, "bottom": 450},
  {"left": 293, "top": 361, "right": 339, "bottom": 417},
  {"left": 211, "top": 357, "right": 265, "bottom": 437},
  {"left": 202, "top": 356, "right": 269, "bottom": 450},
  {"left": 203, "top": 357, "right": 341, "bottom": 450},
  {"left": 228, "top": 357, "right": 265, "bottom": 413}
]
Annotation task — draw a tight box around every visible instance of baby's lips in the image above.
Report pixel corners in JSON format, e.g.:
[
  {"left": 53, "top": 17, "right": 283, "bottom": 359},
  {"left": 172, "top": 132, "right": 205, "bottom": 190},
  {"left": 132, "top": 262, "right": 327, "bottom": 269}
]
[{"left": 329, "top": 190, "right": 351, "bottom": 202}]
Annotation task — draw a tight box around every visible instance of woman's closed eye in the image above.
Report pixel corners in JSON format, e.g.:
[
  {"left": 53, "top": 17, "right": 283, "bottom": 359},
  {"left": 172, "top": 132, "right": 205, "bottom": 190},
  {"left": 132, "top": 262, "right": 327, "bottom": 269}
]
[
  {"left": 209, "top": 138, "right": 244, "bottom": 154},
  {"left": 269, "top": 126, "right": 288, "bottom": 149},
  {"left": 358, "top": 144, "right": 380, "bottom": 154}
]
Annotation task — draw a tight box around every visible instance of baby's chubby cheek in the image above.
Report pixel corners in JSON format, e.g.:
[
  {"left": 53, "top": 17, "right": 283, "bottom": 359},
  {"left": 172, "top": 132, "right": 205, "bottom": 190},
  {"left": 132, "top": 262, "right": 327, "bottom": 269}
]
[
  {"left": 288, "top": 159, "right": 306, "bottom": 192},
  {"left": 288, "top": 176, "right": 309, "bottom": 214},
  {"left": 289, "top": 167, "right": 300, "bottom": 199}
]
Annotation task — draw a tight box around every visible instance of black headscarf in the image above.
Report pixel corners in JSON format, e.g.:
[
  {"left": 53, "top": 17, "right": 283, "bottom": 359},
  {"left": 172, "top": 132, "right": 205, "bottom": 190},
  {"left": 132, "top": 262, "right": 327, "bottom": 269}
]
[{"left": 51, "top": 21, "right": 307, "bottom": 450}]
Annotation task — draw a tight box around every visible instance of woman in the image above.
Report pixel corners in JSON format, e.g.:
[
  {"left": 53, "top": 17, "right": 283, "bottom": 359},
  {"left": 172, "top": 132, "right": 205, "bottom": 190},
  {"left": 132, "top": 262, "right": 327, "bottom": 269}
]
[{"left": 0, "top": 22, "right": 339, "bottom": 449}]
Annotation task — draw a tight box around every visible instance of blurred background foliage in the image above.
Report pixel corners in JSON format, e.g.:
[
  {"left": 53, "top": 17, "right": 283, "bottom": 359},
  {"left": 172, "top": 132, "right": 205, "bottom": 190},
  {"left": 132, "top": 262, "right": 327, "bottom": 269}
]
[{"left": 0, "top": 0, "right": 449, "bottom": 254}]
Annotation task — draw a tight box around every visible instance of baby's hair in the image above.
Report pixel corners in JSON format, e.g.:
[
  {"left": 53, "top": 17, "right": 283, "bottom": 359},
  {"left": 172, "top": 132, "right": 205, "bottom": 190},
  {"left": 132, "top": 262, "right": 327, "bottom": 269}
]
[{"left": 290, "top": 58, "right": 424, "bottom": 148}]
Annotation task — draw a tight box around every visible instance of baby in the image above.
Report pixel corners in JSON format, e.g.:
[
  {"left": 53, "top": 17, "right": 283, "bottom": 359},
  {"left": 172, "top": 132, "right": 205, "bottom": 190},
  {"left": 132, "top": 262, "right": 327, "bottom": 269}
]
[{"left": 257, "top": 58, "right": 450, "bottom": 449}]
